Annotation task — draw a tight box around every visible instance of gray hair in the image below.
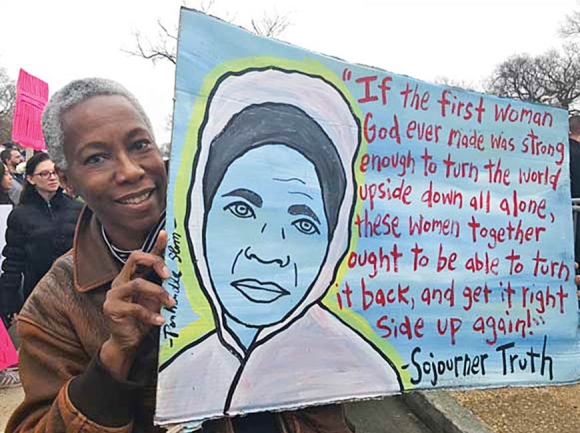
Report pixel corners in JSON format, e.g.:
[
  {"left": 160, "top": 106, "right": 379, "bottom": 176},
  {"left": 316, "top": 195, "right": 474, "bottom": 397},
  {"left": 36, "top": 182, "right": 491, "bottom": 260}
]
[{"left": 42, "top": 78, "right": 154, "bottom": 169}]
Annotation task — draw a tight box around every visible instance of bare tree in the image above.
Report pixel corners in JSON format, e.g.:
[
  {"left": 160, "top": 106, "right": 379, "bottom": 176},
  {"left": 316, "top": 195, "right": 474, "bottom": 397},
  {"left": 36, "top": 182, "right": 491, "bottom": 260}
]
[
  {"left": 560, "top": 1, "right": 580, "bottom": 38},
  {"left": 539, "top": 46, "right": 580, "bottom": 107},
  {"left": 125, "top": 1, "right": 289, "bottom": 65},
  {"left": 129, "top": 21, "right": 178, "bottom": 65},
  {"left": 484, "top": 2, "right": 580, "bottom": 109},
  {"left": 251, "top": 12, "right": 290, "bottom": 38},
  {"left": 434, "top": 76, "right": 482, "bottom": 92},
  {"left": 486, "top": 54, "right": 547, "bottom": 103},
  {"left": 123, "top": 1, "right": 290, "bottom": 144},
  {"left": 0, "top": 68, "right": 16, "bottom": 143},
  {"left": 485, "top": 47, "right": 580, "bottom": 108}
]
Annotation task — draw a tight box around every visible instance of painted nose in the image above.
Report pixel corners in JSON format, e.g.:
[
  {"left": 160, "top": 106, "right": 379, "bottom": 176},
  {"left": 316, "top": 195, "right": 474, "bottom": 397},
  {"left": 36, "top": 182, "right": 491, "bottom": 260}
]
[
  {"left": 244, "top": 223, "right": 290, "bottom": 267},
  {"left": 244, "top": 246, "right": 290, "bottom": 267}
]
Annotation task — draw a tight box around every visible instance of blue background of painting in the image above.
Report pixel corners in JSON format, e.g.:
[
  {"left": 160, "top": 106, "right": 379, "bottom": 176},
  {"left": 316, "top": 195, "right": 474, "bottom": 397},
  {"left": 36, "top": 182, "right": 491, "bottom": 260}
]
[{"left": 162, "top": 6, "right": 580, "bottom": 398}]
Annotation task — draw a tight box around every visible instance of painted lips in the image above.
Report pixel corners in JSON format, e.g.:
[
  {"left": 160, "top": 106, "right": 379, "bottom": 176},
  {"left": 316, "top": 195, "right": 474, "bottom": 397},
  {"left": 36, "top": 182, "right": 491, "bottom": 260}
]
[{"left": 231, "top": 278, "right": 290, "bottom": 303}]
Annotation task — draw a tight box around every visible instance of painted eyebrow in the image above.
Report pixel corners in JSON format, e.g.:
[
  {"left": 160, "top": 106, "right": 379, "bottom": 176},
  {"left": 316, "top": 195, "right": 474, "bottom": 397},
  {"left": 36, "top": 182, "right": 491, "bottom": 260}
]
[
  {"left": 288, "top": 204, "right": 320, "bottom": 224},
  {"left": 273, "top": 177, "right": 306, "bottom": 185},
  {"left": 222, "top": 188, "right": 263, "bottom": 208},
  {"left": 288, "top": 191, "right": 313, "bottom": 200}
]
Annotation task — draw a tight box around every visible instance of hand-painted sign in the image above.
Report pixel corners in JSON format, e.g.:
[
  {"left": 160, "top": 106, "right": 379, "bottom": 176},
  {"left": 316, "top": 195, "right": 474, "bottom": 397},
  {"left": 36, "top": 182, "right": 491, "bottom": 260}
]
[
  {"left": 11, "top": 69, "right": 48, "bottom": 150},
  {"left": 155, "top": 7, "right": 579, "bottom": 426}
]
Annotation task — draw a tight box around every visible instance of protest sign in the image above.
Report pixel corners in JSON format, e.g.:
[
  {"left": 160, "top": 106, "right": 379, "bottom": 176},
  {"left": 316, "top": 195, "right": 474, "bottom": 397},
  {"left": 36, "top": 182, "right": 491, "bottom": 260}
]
[
  {"left": 0, "top": 321, "right": 17, "bottom": 370},
  {"left": 155, "top": 8, "right": 579, "bottom": 426},
  {"left": 11, "top": 69, "right": 48, "bottom": 150}
]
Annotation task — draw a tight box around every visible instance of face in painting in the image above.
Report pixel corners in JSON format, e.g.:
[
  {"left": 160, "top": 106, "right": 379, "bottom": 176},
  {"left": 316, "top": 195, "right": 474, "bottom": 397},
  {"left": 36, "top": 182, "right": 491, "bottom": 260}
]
[
  {"left": 59, "top": 95, "right": 167, "bottom": 249},
  {"left": 205, "top": 144, "right": 330, "bottom": 328}
]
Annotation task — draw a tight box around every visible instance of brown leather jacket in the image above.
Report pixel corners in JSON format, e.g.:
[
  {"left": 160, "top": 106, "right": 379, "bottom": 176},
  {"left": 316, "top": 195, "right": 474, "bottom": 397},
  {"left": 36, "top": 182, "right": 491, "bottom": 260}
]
[{"left": 7, "top": 207, "right": 354, "bottom": 433}]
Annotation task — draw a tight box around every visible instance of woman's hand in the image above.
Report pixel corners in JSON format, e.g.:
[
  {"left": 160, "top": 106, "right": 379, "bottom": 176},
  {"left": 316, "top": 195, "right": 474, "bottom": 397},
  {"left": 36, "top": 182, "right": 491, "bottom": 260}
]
[{"left": 99, "top": 230, "right": 175, "bottom": 380}]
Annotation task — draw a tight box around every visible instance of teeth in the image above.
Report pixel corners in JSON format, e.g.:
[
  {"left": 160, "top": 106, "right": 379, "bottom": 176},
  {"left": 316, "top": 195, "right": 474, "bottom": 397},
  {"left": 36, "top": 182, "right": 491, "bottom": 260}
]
[{"left": 118, "top": 191, "right": 151, "bottom": 205}]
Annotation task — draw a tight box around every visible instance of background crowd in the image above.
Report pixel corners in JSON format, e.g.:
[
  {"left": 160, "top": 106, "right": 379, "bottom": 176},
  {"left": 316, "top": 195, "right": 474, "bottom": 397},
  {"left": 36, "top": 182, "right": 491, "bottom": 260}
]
[{"left": 0, "top": 143, "right": 81, "bottom": 388}]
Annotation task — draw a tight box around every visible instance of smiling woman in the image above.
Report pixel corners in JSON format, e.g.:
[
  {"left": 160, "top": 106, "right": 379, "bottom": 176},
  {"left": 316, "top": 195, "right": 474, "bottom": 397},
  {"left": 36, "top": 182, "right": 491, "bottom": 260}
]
[
  {"left": 58, "top": 94, "right": 167, "bottom": 250},
  {"left": 5, "top": 78, "right": 174, "bottom": 433}
]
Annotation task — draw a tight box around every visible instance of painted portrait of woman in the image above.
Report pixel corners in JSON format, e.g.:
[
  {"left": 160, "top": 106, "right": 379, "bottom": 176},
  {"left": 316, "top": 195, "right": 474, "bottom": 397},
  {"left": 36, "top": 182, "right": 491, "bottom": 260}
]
[{"left": 156, "top": 67, "right": 402, "bottom": 424}]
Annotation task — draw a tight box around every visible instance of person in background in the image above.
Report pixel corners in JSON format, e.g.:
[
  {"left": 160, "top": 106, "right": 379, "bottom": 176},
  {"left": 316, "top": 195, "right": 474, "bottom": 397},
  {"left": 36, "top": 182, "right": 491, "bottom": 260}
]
[
  {"left": 0, "top": 147, "right": 24, "bottom": 204},
  {"left": 1, "top": 147, "right": 25, "bottom": 185},
  {"left": 1, "top": 141, "right": 19, "bottom": 153},
  {"left": 569, "top": 117, "right": 580, "bottom": 272},
  {"left": 569, "top": 116, "right": 580, "bottom": 199},
  {"left": 0, "top": 162, "right": 20, "bottom": 389},
  {"left": 2, "top": 142, "right": 21, "bottom": 150},
  {"left": 0, "top": 152, "right": 82, "bottom": 330},
  {"left": 6, "top": 77, "right": 352, "bottom": 433},
  {"left": 569, "top": 116, "right": 580, "bottom": 308},
  {"left": 0, "top": 163, "right": 16, "bottom": 205}
]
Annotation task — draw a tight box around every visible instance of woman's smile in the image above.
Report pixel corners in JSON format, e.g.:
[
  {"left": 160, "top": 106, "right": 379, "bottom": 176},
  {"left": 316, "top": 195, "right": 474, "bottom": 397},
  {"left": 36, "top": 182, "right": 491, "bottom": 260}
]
[{"left": 115, "top": 188, "right": 155, "bottom": 206}]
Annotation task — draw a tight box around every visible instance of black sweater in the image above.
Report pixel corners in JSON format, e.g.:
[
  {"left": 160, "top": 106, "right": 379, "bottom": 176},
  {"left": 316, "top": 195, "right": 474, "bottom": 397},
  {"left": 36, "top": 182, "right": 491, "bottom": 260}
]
[{"left": 0, "top": 188, "right": 82, "bottom": 319}]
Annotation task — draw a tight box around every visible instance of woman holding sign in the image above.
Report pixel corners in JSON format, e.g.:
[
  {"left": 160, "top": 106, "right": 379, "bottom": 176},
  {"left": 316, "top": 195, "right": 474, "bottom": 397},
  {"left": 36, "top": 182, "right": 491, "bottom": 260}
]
[{"left": 6, "top": 78, "right": 353, "bottom": 433}]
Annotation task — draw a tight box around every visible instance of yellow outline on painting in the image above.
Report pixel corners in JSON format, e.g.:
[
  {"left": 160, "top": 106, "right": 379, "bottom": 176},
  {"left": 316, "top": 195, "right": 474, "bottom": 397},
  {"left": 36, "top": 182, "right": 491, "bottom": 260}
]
[{"left": 162, "top": 56, "right": 411, "bottom": 389}]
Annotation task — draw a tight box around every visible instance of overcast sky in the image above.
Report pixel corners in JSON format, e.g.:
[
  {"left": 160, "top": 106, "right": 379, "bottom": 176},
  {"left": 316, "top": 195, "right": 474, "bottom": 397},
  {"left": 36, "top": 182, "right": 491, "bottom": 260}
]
[{"left": 1, "top": 0, "right": 578, "bottom": 143}]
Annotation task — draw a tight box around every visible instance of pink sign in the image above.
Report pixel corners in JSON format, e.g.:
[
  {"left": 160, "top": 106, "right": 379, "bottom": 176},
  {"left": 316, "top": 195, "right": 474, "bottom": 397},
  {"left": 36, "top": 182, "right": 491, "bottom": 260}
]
[
  {"left": 11, "top": 69, "right": 49, "bottom": 150},
  {"left": 0, "top": 321, "right": 18, "bottom": 370}
]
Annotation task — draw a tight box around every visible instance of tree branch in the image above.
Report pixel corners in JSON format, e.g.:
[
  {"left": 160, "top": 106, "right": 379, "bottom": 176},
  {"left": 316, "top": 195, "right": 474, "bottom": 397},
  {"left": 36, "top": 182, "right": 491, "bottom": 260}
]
[
  {"left": 250, "top": 12, "right": 290, "bottom": 38},
  {"left": 122, "top": 29, "right": 176, "bottom": 64}
]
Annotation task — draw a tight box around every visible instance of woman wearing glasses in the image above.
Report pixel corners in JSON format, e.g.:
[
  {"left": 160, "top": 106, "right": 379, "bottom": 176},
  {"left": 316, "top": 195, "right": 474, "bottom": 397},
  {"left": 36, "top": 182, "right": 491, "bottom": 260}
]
[{"left": 0, "top": 152, "right": 82, "bottom": 328}]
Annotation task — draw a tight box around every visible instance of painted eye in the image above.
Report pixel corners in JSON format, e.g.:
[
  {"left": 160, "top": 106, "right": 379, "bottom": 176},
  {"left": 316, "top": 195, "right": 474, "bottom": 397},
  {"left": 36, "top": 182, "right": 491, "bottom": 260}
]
[
  {"left": 292, "top": 219, "right": 320, "bottom": 235},
  {"left": 223, "top": 201, "right": 255, "bottom": 219}
]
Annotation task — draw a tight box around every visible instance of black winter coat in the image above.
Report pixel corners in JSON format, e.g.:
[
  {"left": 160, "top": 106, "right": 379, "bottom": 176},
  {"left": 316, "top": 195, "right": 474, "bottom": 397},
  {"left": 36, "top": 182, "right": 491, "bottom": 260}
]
[
  {"left": 0, "top": 188, "right": 82, "bottom": 319},
  {"left": 569, "top": 138, "right": 580, "bottom": 199}
]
